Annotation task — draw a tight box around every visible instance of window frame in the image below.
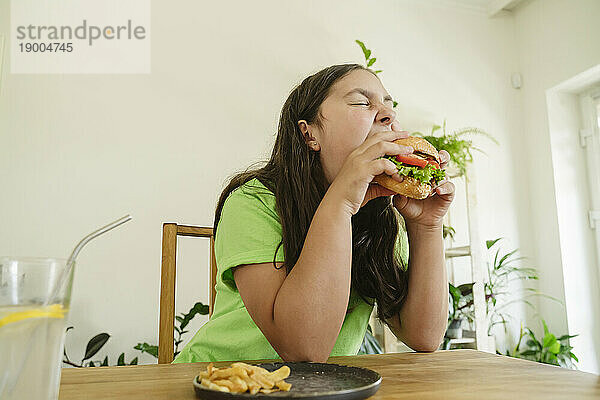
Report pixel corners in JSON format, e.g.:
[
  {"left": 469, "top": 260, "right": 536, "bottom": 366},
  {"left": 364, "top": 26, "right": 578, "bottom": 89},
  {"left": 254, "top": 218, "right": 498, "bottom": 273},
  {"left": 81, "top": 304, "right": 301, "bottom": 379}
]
[{"left": 578, "top": 87, "right": 600, "bottom": 282}]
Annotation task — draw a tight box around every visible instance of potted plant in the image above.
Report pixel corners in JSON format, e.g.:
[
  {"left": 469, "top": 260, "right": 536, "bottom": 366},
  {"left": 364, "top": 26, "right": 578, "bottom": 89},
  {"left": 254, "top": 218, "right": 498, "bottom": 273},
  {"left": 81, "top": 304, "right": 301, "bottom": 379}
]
[
  {"left": 444, "top": 238, "right": 564, "bottom": 354},
  {"left": 507, "top": 320, "right": 579, "bottom": 369}
]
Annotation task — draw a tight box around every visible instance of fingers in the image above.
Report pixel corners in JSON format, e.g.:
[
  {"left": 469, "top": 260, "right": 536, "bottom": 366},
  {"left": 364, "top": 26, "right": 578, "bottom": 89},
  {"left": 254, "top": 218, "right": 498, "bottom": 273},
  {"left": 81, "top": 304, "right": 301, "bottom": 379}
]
[
  {"left": 356, "top": 132, "right": 412, "bottom": 161},
  {"left": 439, "top": 150, "right": 450, "bottom": 167},
  {"left": 363, "top": 129, "right": 409, "bottom": 147},
  {"left": 435, "top": 180, "right": 455, "bottom": 196},
  {"left": 370, "top": 158, "right": 404, "bottom": 183},
  {"left": 361, "top": 140, "right": 413, "bottom": 162},
  {"left": 429, "top": 179, "right": 445, "bottom": 197},
  {"left": 361, "top": 183, "right": 399, "bottom": 208},
  {"left": 392, "top": 193, "right": 408, "bottom": 210},
  {"left": 431, "top": 180, "right": 455, "bottom": 197},
  {"left": 369, "top": 182, "right": 398, "bottom": 198},
  {"left": 361, "top": 120, "right": 410, "bottom": 153}
]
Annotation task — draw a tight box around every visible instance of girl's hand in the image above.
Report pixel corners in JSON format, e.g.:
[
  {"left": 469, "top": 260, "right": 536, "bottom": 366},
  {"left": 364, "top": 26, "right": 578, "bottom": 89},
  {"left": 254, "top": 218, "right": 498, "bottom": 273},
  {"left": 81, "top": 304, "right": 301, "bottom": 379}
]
[
  {"left": 328, "top": 130, "right": 414, "bottom": 216},
  {"left": 392, "top": 180, "right": 455, "bottom": 229}
]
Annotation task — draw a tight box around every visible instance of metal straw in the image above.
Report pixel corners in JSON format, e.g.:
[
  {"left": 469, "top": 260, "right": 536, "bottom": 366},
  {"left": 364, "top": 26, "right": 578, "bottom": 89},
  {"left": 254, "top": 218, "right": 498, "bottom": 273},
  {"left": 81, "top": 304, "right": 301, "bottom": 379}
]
[{"left": 45, "top": 214, "right": 133, "bottom": 305}]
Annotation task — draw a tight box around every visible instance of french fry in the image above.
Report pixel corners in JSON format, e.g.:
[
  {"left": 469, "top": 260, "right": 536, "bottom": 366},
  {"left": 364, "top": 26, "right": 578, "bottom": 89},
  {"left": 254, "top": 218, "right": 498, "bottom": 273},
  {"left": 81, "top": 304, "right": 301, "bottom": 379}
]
[
  {"left": 212, "top": 379, "right": 237, "bottom": 391},
  {"left": 269, "top": 366, "right": 291, "bottom": 382},
  {"left": 199, "top": 371, "right": 210, "bottom": 379},
  {"left": 240, "top": 374, "right": 262, "bottom": 394},
  {"left": 231, "top": 362, "right": 257, "bottom": 374},
  {"left": 249, "top": 370, "right": 275, "bottom": 389},
  {"left": 210, "top": 367, "right": 237, "bottom": 380},
  {"left": 230, "top": 376, "right": 248, "bottom": 393},
  {"left": 199, "top": 362, "right": 292, "bottom": 394},
  {"left": 276, "top": 380, "right": 292, "bottom": 391},
  {"left": 200, "top": 362, "right": 215, "bottom": 379},
  {"left": 201, "top": 378, "right": 230, "bottom": 392}
]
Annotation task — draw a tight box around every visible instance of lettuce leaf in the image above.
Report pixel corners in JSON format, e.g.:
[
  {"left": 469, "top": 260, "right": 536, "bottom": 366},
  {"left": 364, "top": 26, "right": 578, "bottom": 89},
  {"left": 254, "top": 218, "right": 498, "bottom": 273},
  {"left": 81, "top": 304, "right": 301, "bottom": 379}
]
[{"left": 384, "top": 156, "right": 446, "bottom": 185}]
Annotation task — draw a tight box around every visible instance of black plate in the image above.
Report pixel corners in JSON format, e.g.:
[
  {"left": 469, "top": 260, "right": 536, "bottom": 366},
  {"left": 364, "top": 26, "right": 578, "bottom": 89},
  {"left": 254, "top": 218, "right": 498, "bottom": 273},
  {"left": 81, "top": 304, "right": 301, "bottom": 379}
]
[{"left": 193, "top": 362, "right": 382, "bottom": 400}]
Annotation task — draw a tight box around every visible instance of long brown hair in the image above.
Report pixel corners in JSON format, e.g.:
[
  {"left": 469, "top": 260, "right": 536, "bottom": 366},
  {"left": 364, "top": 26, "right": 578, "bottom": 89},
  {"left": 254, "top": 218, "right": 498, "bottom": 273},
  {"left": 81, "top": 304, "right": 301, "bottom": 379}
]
[{"left": 214, "top": 64, "right": 408, "bottom": 322}]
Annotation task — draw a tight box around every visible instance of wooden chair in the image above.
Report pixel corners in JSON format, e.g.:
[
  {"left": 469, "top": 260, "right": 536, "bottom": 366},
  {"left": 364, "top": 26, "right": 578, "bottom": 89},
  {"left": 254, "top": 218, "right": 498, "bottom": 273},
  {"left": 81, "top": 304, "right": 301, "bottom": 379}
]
[{"left": 158, "top": 223, "right": 217, "bottom": 364}]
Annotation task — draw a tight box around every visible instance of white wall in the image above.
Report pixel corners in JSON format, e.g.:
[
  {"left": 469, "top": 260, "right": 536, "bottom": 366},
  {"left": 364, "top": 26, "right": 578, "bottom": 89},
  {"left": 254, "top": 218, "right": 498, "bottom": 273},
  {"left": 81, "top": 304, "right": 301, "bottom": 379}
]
[
  {"left": 511, "top": 0, "right": 600, "bottom": 373},
  {"left": 0, "top": 0, "right": 591, "bottom": 368}
]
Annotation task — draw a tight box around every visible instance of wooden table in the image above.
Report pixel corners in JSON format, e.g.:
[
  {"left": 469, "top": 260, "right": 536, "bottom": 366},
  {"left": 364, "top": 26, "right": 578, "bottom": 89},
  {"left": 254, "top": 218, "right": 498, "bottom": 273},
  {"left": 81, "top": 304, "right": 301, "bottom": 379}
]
[{"left": 59, "top": 350, "right": 600, "bottom": 399}]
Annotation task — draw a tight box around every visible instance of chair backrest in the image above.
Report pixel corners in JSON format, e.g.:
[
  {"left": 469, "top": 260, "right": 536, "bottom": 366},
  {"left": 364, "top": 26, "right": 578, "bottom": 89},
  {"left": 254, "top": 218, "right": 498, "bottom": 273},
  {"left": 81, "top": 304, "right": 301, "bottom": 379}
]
[{"left": 158, "top": 223, "right": 216, "bottom": 364}]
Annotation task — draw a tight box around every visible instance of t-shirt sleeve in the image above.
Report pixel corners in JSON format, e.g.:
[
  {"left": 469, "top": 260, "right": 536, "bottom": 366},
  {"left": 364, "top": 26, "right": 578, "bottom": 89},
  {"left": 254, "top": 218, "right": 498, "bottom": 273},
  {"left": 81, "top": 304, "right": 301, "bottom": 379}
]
[
  {"left": 214, "top": 187, "right": 285, "bottom": 291},
  {"left": 395, "top": 215, "right": 410, "bottom": 270}
]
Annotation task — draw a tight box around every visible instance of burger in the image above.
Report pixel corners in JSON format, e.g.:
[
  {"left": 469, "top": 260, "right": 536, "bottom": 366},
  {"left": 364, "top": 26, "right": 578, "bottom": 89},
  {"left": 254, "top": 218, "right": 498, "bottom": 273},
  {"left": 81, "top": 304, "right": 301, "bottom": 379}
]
[{"left": 374, "top": 136, "right": 446, "bottom": 199}]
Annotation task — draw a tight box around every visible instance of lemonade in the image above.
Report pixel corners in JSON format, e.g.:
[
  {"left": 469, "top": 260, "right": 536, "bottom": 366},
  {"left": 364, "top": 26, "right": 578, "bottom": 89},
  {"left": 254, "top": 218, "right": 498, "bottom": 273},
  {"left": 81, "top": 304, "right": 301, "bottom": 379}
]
[{"left": 0, "top": 304, "right": 67, "bottom": 400}]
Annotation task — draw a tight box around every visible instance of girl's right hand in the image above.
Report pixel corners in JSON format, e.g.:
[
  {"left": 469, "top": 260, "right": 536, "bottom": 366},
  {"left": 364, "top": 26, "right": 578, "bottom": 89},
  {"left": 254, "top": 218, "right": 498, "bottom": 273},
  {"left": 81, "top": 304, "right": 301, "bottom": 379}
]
[{"left": 328, "top": 130, "right": 414, "bottom": 216}]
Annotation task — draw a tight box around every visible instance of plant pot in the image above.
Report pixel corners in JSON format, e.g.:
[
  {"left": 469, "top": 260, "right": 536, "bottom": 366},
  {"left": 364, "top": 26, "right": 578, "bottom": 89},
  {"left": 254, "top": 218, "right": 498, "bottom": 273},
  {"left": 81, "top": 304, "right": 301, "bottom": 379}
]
[{"left": 446, "top": 319, "right": 463, "bottom": 339}]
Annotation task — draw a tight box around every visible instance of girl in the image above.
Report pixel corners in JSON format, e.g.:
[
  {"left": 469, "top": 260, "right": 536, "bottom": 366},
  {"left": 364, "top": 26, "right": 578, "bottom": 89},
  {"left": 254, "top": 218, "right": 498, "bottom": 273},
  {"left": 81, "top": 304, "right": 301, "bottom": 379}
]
[{"left": 173, "top": 64, "right": 454, "bottom": 363}]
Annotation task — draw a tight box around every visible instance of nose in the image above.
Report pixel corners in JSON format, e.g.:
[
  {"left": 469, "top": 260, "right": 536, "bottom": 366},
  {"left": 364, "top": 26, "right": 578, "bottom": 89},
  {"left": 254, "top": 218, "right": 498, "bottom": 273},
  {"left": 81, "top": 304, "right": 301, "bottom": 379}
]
[{"left": 375, "top": 103, "right": 396, "bottom": 129}]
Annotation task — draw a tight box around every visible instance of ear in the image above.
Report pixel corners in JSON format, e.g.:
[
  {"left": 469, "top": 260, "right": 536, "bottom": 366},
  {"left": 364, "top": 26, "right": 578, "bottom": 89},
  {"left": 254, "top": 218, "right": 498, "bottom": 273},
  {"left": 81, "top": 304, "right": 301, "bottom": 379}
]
[
  {"left": 298, "top": 120, "right": 321, "bottom": 151},
  {"left": 297, "top": 120, "right": 312, "bottom": 143}
]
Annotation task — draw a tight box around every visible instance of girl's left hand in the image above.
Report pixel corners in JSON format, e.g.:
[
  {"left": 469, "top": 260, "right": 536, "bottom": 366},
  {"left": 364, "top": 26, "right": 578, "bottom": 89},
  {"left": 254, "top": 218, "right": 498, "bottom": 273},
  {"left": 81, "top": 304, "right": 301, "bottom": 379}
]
[{"left": 391, "top": 122, "right": 455, "bottom": 229}]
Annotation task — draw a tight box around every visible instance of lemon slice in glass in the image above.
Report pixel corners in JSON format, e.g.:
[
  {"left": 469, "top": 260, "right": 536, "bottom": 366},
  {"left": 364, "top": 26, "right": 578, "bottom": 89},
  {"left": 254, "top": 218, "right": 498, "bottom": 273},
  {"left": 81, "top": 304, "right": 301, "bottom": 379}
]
[{"left": 0, "top": 304, "right": 66, "bottom": 329}]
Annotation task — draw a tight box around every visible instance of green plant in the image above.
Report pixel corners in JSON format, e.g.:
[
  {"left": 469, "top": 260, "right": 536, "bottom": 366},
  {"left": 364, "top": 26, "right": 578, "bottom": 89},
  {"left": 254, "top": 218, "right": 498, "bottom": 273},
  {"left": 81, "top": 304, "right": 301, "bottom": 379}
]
[
  {"left": 355, "top": 39, "right": 397, "bottom": 108},
  {"left": 358, "top": 324, "right": 383, "bottom": 355},
  {"left": 442, "top": 224, "right": 455, "bottom": 240},
  {"left": 483, "top": 238, "right": 555, "bottom": 335},
  {"left": 442, "top": 282, "right": 473, "bottom": 349},
  {"left": 443, "top": 238, "right": 574, "bottom": 366},
  {"left": 447, "top": 283, "right": 473, "bottom": 325},
  {"left": 413, "top": 119, "right": 498, "bottom": 177},
  {"left": 508, "top": 320, "right": 578, "bottom": 369},
  {"left": 133, "top": 342, "right": 158, "bottom": 358},
  {"left": 62, "top": 327, "right": 138, "bottom": 367},
  {"left": 134, "top": 301, "right": 210, "bottom": 360},
  {"left": 446, "top": 238, "right": 551, "bottom": 334},
  {"left": 62, "top": 301, "right": 210, "bottom": 367}
]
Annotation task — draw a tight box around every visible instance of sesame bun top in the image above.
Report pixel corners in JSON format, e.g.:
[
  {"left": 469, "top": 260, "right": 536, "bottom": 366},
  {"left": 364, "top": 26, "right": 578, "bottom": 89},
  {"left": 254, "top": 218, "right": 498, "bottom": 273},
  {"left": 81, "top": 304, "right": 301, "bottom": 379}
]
[{"left": 394, "top": 136, "right": 440, "bottom": 163}]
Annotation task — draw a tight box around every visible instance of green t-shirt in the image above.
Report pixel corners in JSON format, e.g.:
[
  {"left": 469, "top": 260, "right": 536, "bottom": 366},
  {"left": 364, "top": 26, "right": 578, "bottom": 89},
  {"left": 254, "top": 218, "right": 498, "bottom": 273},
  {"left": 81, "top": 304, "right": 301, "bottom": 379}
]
[{"left": 173, "top": 178, "right": 409, "bottom": 363}]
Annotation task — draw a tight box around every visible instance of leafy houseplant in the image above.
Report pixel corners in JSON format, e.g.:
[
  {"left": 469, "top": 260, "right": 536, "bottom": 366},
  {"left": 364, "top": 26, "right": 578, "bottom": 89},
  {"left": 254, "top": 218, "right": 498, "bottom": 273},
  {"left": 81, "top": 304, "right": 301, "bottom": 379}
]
[
  {"left": 445, "top": 238, "right": 542, "bottom": 338},
  {"left": 441, "top": 282, "right": 474, "bottom": 349},
  {"left": 443, "top": 238, "right": 578, "bottom": 369},
  {"left": 507, "top": 320, "right": 579, "bottom": 369},
  {"left": 63, "top": 302, "right": 209, "bottom": 367},
  {"left": 483, "top": 238, "right": 548, "bottom": 334},
  {"left": 62, "top": 327, "right": 138, "bottom": 367},
  {"left": 135, "top": 301, "right": 209, "bottom": 360}
]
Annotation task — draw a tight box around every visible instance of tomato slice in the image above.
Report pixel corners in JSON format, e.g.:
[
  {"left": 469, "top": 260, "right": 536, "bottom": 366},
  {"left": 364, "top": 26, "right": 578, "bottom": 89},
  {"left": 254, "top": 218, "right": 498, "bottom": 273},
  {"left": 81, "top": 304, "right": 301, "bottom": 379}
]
[
  {"left": 395, "top": 155, "right": 428, "bottom": 168},
  {"left": 428, "top": 160, "right": 440, "bottom": 169}
]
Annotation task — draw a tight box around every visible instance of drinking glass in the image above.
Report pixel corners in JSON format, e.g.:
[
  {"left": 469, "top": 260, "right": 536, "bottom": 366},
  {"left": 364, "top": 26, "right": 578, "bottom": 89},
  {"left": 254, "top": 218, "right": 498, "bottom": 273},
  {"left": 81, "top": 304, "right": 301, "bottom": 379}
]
[{"left": 0, "top": 257, "right": 74, "bottom": 400}]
